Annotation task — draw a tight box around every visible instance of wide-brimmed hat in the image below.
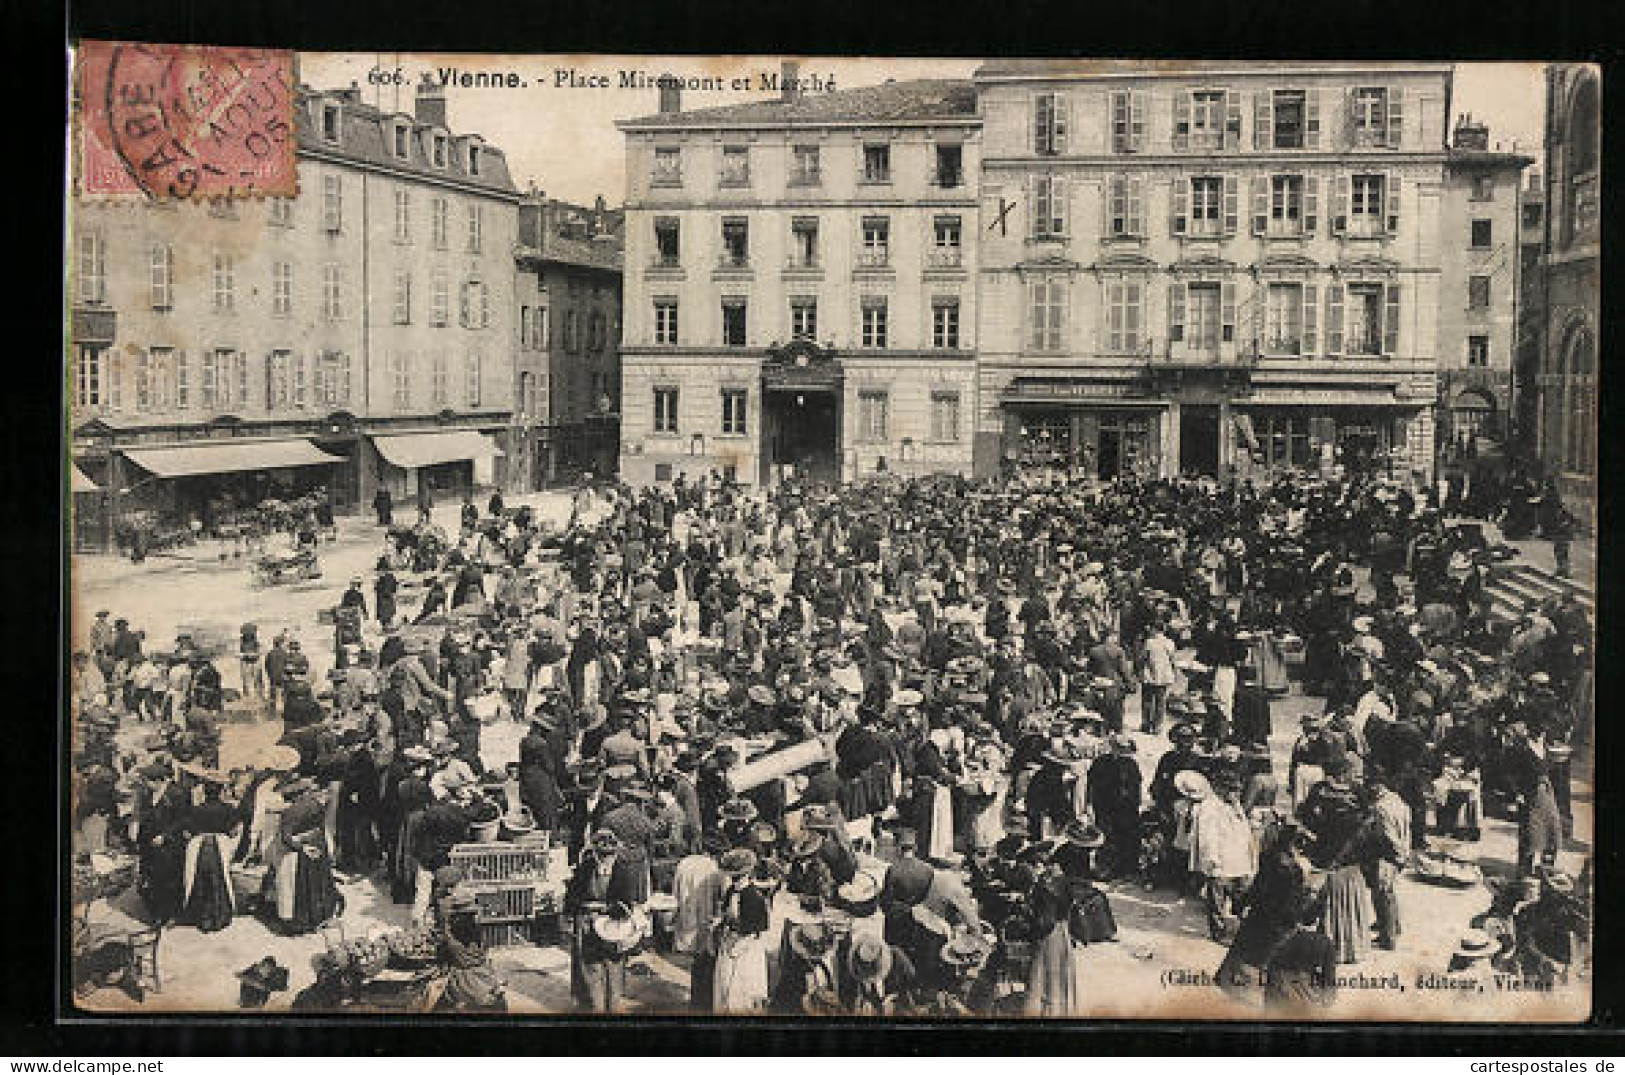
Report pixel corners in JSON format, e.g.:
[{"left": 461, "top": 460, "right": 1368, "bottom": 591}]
[
  {"left": 880, "top": 856, "right": 934, "bottom": 908},
  {"left": 787, "top": 920, "right": 836, "bottom": 963},
  {"left": 940, "top": 932, "right": 992, "bottom": 971},
  {"left": 719, "top": 847, "right": 758, "bottom": 879},
  {"left": 1174, "top": 770, "right": 1211, "bottom": 801},
  {"left": 847, "top": 936, "right": 893, "bottom": 985},
  {"left": 747, "top": 685, "right": 777, "bottom": 708},
  {"left": 893, "top": 688, "right": 924, "bottom": 709},
  {"left": 590, "top": 903, "right": 647, "bottom": 950},
  {"left": 836, "top": 872, "right": 880, "bottom": 911},
  {"left": 1061, "top": 820, "right": 1105, "bottom": 848},
  {"left": 719, "top": 798, "right": 759, "bottom": 825}
]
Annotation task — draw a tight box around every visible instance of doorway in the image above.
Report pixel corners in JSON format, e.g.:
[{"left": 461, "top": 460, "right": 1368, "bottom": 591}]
[
  {"left": 763, "top": 388, "right": 841, "bottom": 485},
  {"left": 1180, "top": 405, "right": 1221, "bottom": 476}
]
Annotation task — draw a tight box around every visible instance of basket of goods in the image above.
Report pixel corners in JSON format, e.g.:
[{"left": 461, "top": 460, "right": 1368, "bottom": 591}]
[
  {"left": 384, "top": 925, "right": 441, "bottom": 969},
  {"left": 1413, "top": 848, "right": 1484, "bottom": 889},
  {"left": 468, "top": 798, "right": 502, "bottom": 844},
  {"left": 331, "top": 935, "right": 393, "bottom": 978}
]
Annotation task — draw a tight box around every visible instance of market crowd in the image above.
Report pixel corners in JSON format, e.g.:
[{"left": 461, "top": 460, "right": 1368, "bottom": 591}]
[{"left": 71, "top": 469, "right": 1593, "bottom": 1014}]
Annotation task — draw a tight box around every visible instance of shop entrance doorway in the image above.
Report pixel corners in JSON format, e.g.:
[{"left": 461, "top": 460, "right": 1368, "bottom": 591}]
[{"left": 1180, "top": 405, "right": 1221, "bottom": 476}]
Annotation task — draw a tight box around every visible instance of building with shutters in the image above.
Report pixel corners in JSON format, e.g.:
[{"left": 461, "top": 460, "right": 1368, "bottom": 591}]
[
  {"left": 616, "top": 70, "right": 980, "bottom": 487},
  {"left": 972, "top": 61, "right": 1452, "bottom": 484},
  {"left": 69, "top": 76, "right": 520, "bottom": 549},
  {"left": 1529, "top": 64, "right": 1599, "bottom": 511},
  {"left": 1435, "top": 116, "right": 1531, "bottom": 459}
]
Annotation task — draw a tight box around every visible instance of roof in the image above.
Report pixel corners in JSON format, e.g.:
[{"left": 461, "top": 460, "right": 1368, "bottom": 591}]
[
  {"left": 974, "top": 59, "right": 1454, "bottom": 81},
  {"left": 534, "top": 233, "right": 623, "bottom": 273},
  {"left": 518, "top": 199, "right": 625, "bottom": 272},
  {"left": 1447, "top": 148, "right": 1536, "bottom": 171},
  {"left": 620, "top": 78, "right": 977, "bottom": 130},
  {"left": 294, "top": 86, "right": 518, "bottom": 198}
]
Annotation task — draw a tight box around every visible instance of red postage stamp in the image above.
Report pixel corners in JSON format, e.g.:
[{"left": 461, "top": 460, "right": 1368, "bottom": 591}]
[{"left": 77, "top": 40, "right": 297, "bottom": 199}]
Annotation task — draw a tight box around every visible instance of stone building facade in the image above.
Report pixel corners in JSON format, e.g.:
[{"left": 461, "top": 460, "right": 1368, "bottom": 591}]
[
  {"left": 973, "top": 61, "right": 1452, "bottom": 485},
  {"left": 617, "top": 73, "right": 980, "bottom": 487},
  {"left": 70, "top": 77, "right": 520, "bottom": 546}
]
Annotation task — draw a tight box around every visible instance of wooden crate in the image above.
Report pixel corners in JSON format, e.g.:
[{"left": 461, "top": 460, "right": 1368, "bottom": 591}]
[{"left": 449, "top": 841, "right": 553, "bottom": 882}]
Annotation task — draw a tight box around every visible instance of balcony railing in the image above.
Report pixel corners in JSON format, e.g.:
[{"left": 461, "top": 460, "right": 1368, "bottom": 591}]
[
  {"left": 855, "top": 249, "right": 891, "bottom": 269},
  {"left": 1154, "top": 339, "right": 1260, "bottom": 367},
  {"left": 716, "top": 253, "right": 751, "bottom": 270},
  {"left": 785, "top": 255, "right": 821, "bottom": 270},
  {"left": 788, "top": 170, "right": 822, "bottom": 187},
  {"left": 925, "top": 247, "right": 964, "bottom": 269},
  {"left": 930, "top": 170, "right": 964, "bottom": 189}
]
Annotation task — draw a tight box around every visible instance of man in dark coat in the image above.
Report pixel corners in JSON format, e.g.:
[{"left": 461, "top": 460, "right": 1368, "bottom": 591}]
[
  {"left": 373, "top": 486, "right": 393, "bottom": 527},
  {"left": 517, "top": 715, "right": 567, "bottom": 833},
  {"left": 1086, "top": 734, "right": 1145, "bottom": 879}
]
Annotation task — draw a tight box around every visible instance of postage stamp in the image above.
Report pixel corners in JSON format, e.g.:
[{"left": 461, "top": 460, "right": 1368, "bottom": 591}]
[{"left": 77, "top": 40, "right": 297, "bottom": 200}]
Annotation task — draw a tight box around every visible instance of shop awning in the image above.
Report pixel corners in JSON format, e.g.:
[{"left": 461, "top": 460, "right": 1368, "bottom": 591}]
[
  {"left": 70, "top": 464, "right": 99, "bottom": 492},
  {"left": 371, "top": 431, "right": 505, "bottom": 469},
  {"left": 122, "top": 439, "right": 342, "bottom": 478}
]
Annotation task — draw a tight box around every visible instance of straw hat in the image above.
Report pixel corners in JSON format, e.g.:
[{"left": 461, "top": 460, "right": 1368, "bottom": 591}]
[
  {"left": 846, "top": 936, "right": 893, "bottom": 986},
  {"left": 719, "top": 847, "right": 758, "bottom": 879},
  {"left": 940, "top": 932, "right": 992, "bottom": 971},
  {"left": 1174, "top": 770, "right": 1211, "bottom": 801},
  {"left": 787, "top": 920, "right": 836, "bottom": 963}
]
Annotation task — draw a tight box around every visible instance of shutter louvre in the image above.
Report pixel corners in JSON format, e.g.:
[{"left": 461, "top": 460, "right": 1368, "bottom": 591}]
[
  {"left": 1332, "top": 173, "right": 1350, "bottom": 234},
  {"left": 1103, "top": 175, "right": 1116, "bottom": 234},
  {"left": 1129, "top": 90, "right": 1146, "bottom": 151},
  {"left": 1171, "top": 176, "right": 1189, "bottom": 235},
  {"left": 1386, "top": 87, "right": 1404, "bottom": 149},
  {"left": 1221, "top": 281, "right": 1237, "bottom": 343},
  {"left": 1033, "top": 94, "right": 1050, "bottom": 154},
  {"left": 1054, "top": 93, "right": 1071, "bottom": 153},
  {"left": 1385, "top": 171, "right": 1401, "bottom": 233},
  {"left": 1127, "top": 174, "right": 1145, "bottom": 236},
  {"left": 1305, "top": 89, "right": 1321, "bottom": 149},
  {"left": 1251, "top": 175, "right": 1269, "bottom": 235},
  {"left": 1222, "top": 175, "right": 1240, "bottom": 235},
  {"left": 1173, "top": 92, "right": 1191, "bottom": 152},
  {"left": 1254, "top": 91, "right": 1272, "bottom": 151},
  {"left": 1345, "top": 88, "right": 1359, "bottom": 148},
  {"left": 1303, "top": 283, "right": 1319, "bottom": 355},
  {"left": 1326, "top": 284, "right": 1345, "bottom": 356},
  {"left": 1168, "top": 282, "right": 1186, "bottom": 343},
  {"left": 1304, "top": 175, "right": 1320, "bottom": 234},
  {"left": 1383, "top": 282, "right": 1401, "bottom": 355}
]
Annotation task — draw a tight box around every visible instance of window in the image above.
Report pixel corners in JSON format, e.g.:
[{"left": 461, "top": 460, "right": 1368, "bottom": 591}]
[
  {"left": 1028, "top": 277, "right": 1065, "bottom": 351},
  {"left": 720, "top": 147, "right": 750, "bottom": 187},
  {"left": 431, "top": 271, "right": 449, "bottom": 326},
  {"left": 860, "top": 216, "right": 890, "bottom": 267},
  {"left": 466, "top": 203, "right": 483, "bottom": 253},
  {"left": 394, "top": 188, "right": 411, "bottom": 243},
  {"left": 468, "top": 145, "right": 481, "bottom": 176},
  {"left": 1471, "top": 218, "right": 1493, "bottom": 248},
  {"left": 790, "top": 298, "right": 818, "bottom": 340},
  {"left": 1106, "top": 174, "right": 1145, "bottom": 238},
  {"left": 322, "top": 264, "right": 343, "bottom": 321},
  {"left": 1110, "top": 90, "right": 1145, "bottom": 153},
  {"left": 466, "top": 352, "right": 481, "bottom": 407},
  {"left": 652, "top": 147, "right": 682, "bottom": 186},
  {"left": 432, "top": 133, "right": 447, "bottom": 168},
  {"left": 790, "top": 218, "right": 819, "bottom": 268},
  {"left": 1186, "top": 283, "right": 1223, "bottom": 351},
  {"left": 1104, "top": 280, "right": 1143, "bottom": 353},
  {"left": 268, "top": 198, "right": 293, "bottom": 227},
  {"left": 432, "top": 197, "right": 449, "bottom": 249},
  {"left": 393, "top": 123, "right": 409, "bottom": 158},
  {"left": 1346, "top": 283, "right": 1386, "bottom": 355},
  {"left": 1472, "top": 175, "right": 1495, "bottom": 201},
  {"left": 272, "top": 260, "right": 293, "bottom": 317},
  {"left": 930, "top": 392, "right": 961, "bottom": 443},
  {"left": 204, "top": 349, "right": 243, "bottom": 409},
  {"left": 174, "top": 350, "right": 189, "bottom": 408},
  {"left": 790, "top": 145, "right": 821, "bottom": 186},
  {"left": 720, "top": 217, "right": 749, "bottom": 267},
  {"left": 932, "top": 299, "right": 961, "bottom": 349},
  {"left": 934, "top": 144, "right": 963, "bottom": 187},
  {"left": 393, "top": 271, "right": 412, "bottom": 324},
  {"left": 144, "top": 347, "right": 176, "bottom": 412},
  {"left": 1468, "top": 335, "right": 1490, "bottom": 367},
  {"left": 653, "top": 386, "right": 679, "bottom": 433},
  {"left": 1034, "top": 92, "right": 1068, "bottom": 154},
  {"left": 862, "top": 144, "right": 891, "bottom": 183},
  {"left": 212, "top": 251, "right": 235, "bottom": 312},
  {"left": 857, "top": 391, "right": 889, "bottom": 442},
  {"left": 75, "top": 348, "right": 103, "bottom": 409},
  {"left": 721, "top": 388, "right": 748, "bottom": 435},
  {"left": 460, "top": 280, "right": 490, "bottom": 329},
  {"left": 133, "top": 351, "right": 152, "bottom": 413},
  {"left": 322, "top": 174, "right": 342, "bottom": 232},
  {"left": 654, "top": 300, "right": 679, "bottom": 344},
  {"left": 320, "top": 102, "right": 340, "bottom": 142},
  {"left": 1253, "top": 412, "right": 1313, "bottom": 468},
  {"left": 314, "top": 351, "right": 352, "bottom": 405},
  {"left": 1266, "top": 283, "right": 1305, "bottom": 355},
  {"left": 267, "top": 349, "right": 291, "bottom": 408},
  {"left": 1031, "top": 175, "right": 1067, "bottom": 238},
  {"left": 520, "top": 305, "right": 531, "bottom": 349},
  {"left": 1265, "top": 175, "right": 1305, "bottom": 236},
  {"left": 149, "top": 244, "right": 173, "bottom": 310},
  {"left": 1188, "top": 90, "right": 1228, "bottom": 151},
  {"left": 432, "top": 352, "right": 449, "bottom": 405},
  {"left": 388, "top": 352, "right": 411, "bottom": 409},
  {"left": 860, "top": 298, "right": 889, "bottom": 348},
  {"left": 291, "top": 352, "right": 307, "bottom": 407},
  {"left": 76, "top": 232, "right": 106, "bottom": 304},
  {"left": 654, "top": 217, "right": 681, "bottom": 267},
  {"left": 1469, "top": 275, "right": 1491, "bottom": 309},
  {"left": 532, "top": 306, "right": 549, "bottom": 348},
  {"left": 1348, "top": 173, "right": 1387, "bottom": 236},
  {"left": 590, "top": 311, "right": 607, "bottom": 352},
  {"left": 722, "top": 300, "right": 747, "bottom": 347},
  {"left": 1272, "top": 90, "right": 1307, "bottom": 149},
  {"left": 1189, "top": 176, "right": 1224, "bottom": 237},
  {"left": 1353, "top": 87, "right": 1392, "bottom": 146}
]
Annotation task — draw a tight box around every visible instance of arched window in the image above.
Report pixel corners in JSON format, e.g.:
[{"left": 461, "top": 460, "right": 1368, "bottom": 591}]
[
  {"left": 1560, "top": 323, "right": 1596, "bottom": 475},
  {"left": 1565, "top": 74, "right": 1600, "bottom": 243}
]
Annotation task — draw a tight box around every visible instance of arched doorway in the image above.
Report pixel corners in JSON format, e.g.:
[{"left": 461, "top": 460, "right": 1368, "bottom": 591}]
[{"left": 1559, "top": 322, "right": 1596, "bottom": 476}]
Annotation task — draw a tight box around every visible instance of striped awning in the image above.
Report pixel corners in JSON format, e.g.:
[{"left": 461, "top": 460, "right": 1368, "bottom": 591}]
[
  {"left": 371, "top": 431, "right": 505, "bottom": 469},
  {"left": 122, "top": 439, "right": 342, "bottom": 478}
]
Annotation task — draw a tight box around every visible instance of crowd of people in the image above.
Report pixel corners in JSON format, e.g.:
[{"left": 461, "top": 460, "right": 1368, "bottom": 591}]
[{"left": 70, "top": 468, "right": 1593, "bottom": 1014}]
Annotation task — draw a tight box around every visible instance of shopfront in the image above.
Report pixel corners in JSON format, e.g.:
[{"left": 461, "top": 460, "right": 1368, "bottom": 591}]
[
  {"left": 118, "top": 438, "right": 346, "bottom": 535},
  {"left": 1001, "top": 379, "right": 1164, "bottom": 481},
  {"left": 1234, "top": 405, "right": 1410, "bottom": 480},
  {"left": 370, "top": 430, "right": 506, "bottom": 503}
]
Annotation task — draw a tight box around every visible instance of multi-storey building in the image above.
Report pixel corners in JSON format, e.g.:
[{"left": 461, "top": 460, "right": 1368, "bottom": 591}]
[
  {"left": 1532, "top": 64, "right": 1599, "bottom": 510},
  {"left": 973, "top": 61, "right": 1452, "bottom": 484},
  {"left": 515, "top": 194, "right": 624, "bottom": 487},
  {"left": 69, "top": 76, "right": 519, "bottom": 547},
  {"left": 1513, "top": 168, "right": 1546, "bottom": 450},
  {"left": 1436, "top": 117, "right": 1530, "bottom": 456},
  {"left": 617, "top": 72, "right": 980, "bottom": 487}
]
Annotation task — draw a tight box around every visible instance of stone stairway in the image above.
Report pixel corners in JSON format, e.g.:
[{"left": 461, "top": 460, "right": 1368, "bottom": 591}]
[{"left": 1486, "top": 561, "right": 1595, "bottom": 624}]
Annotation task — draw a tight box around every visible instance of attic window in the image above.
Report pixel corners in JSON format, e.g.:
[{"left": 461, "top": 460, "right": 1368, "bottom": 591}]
[
  {"left": 468, "top": 145, "right": 480, "bottom": 176},
  {"left": 321, "top": 103, "right": 341, "bottom": 143},
  {"left": 393, "top": 123, "right": 409, "bottom": 158},
  {"left": 432, "top": 133, "right": 447, "bottom": 168}
]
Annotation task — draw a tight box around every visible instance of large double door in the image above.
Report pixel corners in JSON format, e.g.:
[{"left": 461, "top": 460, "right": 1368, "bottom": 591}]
[{"left": 762, "top": 387, "right": 841, "bottom": 486}]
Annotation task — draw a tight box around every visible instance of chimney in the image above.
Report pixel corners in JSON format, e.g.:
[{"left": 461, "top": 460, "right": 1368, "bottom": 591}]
[
  {"left": 781, "top": 61, "right": 800, "bottom": 103},
  {"left": 1452, "top": 112, "right": 1489, "bottom": 151},
  {"left": 657, "top": 75, "right": 682, "bottom": 115},
  {"left": 416, "top": 73, "right": 447, "bottom": 127},
  {"left": 593, "top": 195, "right": 607, "bottom": 235}
]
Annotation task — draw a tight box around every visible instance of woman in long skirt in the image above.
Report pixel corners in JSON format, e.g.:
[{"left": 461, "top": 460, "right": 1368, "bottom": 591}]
[
  {"left": 180, "top": 783, "right": 242, "bottom": 933},
  {"left": 1319, "top": 862, "right": 1374, "bottom": 964},
  {"left": 712, "top": 858, "right": 771, "bottom": 1013}
]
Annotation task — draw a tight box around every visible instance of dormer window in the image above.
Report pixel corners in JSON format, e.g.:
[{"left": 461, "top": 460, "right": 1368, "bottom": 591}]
[
  {"left": 393, "top": 122, "right": 410, "bottom": 158},
  {"left": 468, "top": 145, "right": 480, "bottom": 176},
  {"left": 432, "top": 133, "right": 448, "bottom": 168},
  {"left": 321, "top": 102, "right": 341, "bottom": 143}
]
